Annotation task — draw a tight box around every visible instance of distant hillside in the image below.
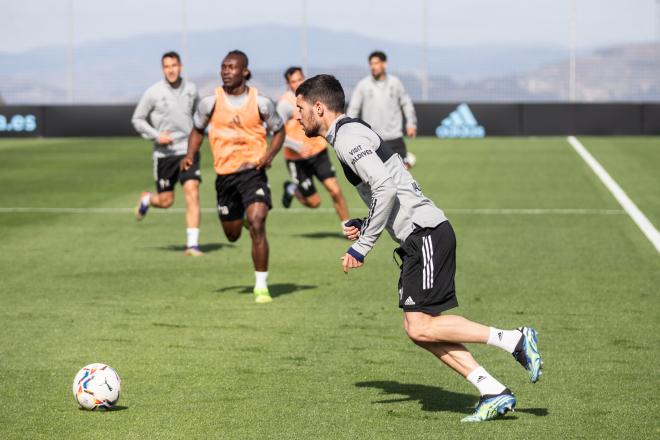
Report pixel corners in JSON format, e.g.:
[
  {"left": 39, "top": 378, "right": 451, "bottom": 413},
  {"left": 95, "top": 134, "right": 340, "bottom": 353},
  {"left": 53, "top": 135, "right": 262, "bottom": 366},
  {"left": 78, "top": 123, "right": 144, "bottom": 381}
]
[
  {"left": 514, "top": 43, "right": 660, "bottom": 101},
  {"left": 194, "top": 43, "right": 660, "bottom": 103},
  {"left": 0, "top": 24, "right": 567, "bottom": 104},
  {"left": 0, "top": 24, "right": 657, "bottom": 103}
]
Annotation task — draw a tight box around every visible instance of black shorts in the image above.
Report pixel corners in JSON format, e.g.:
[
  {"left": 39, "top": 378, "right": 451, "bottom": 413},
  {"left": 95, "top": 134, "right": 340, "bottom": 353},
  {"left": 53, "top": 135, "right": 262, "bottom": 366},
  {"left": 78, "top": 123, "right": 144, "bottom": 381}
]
[
  {"left": 396, "top": 221, "right": 458, "bottom": 316},
  {"left": 381, "top": 138, "right": 407, "bottom": 162},
  {"left": 154, "top": 153, "right": 201, "bottom": 193},
  {"left": 286, "top": 149, "right": 336, "bottom": 198},
  {"left": 215, "top": 168, "right": 272, "bottom": 221}
]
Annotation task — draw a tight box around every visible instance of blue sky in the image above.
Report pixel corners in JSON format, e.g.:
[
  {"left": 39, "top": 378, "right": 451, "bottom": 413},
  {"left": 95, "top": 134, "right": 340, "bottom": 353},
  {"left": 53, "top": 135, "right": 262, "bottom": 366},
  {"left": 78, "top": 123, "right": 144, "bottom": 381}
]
[{"left": 1, "top": 0, "right": 658, "bottom": 53}]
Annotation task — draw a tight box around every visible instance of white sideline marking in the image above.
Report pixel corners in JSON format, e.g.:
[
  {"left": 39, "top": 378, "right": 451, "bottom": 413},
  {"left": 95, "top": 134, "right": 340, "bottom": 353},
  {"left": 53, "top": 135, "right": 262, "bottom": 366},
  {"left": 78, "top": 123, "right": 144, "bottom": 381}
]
[
  {"left": 567, "top": 136, "right": 660, "bottom": 253},
  {"left": 0, "top": 207, "right": 624, "bottom": 215}
]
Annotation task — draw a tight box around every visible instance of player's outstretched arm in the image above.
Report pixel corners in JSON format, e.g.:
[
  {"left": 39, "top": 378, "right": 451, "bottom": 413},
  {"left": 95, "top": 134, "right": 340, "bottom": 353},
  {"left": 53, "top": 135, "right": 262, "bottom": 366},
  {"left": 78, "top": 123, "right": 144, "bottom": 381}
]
[
  {"left": 181, "top": 127, "right": 204, "bottom": 171},
  {"left": 336, "top": 134, "right": 398, "bottom": 269},
  {"left": 257, "top": 96, "right": 286, "bottom": 169},
  {"left": 346, "top": 81, "right": 363, "bottom": 118},
  {"left": 131, "top": 90, "right": 159, "bottom": 140},
  {"left": 259, "top": 127, "right": 285, "bottom": 170},
  {"left": 398, "top": 79, "right": 417, "bottom": 138},
  {"left": 182, "top": 95, "right": 214, "bottom": 171}
]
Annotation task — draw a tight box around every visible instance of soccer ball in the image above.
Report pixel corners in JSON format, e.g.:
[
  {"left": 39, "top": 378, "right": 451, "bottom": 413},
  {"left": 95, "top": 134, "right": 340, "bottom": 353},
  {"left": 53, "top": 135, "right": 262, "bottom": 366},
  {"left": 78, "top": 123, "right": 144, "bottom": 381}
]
[
  {"left": 72, "top": 363, "right": 121, "bottom": 410},
  {"left": 405, "top": 152, "right": 417, "bottom": 168}
]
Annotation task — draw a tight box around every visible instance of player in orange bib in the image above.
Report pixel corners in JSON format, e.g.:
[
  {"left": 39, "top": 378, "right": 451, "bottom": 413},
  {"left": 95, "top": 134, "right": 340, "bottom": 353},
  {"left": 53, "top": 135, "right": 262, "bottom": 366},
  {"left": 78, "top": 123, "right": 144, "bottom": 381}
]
[
  {"left": 277, "top": 67, "right": 349, "bottom": 227},
  {"left": 181, "top": 50, "right": 285, "bottom": 303}
]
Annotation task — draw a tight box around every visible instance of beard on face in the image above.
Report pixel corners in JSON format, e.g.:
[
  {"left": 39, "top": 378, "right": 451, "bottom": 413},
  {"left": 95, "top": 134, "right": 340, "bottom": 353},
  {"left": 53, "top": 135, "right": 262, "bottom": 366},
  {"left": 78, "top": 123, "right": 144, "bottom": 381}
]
[
  {"left": 301, "top": 109, "right": 321, "bottom": 137},
  {"left": 302, "top": 120, "right": 320, "bottom": 137}
]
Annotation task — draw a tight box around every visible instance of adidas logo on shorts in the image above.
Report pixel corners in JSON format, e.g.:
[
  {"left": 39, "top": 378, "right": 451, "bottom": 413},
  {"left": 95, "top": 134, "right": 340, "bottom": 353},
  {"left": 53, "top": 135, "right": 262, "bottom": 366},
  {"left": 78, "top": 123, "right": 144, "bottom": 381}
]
[
  {"left": 256, "top": 188, "right": 265, "bottom": 196},
  {"left": 404, "top": 296, "right": 416, "bottom": 306}
]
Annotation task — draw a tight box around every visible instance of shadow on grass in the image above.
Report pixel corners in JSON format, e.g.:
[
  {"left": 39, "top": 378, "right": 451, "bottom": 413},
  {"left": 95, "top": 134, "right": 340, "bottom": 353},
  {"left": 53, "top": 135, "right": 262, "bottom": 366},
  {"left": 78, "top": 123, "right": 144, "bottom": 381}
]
[
  {"left": 159, "top": 242, "right": 234, "bottom": 254},
  {"left": 216, "top": 283, "right": 317, "bottom": 298},
  {"left": 296, "top": 231, "right": 346, "bottom": 240},
  {"left": 356, "top": 381, "right": 548, "bottom": 419},
  {"left": 517, "top": 407, "right": 549, "bottom": 416},
  {"left": 356, "top": 380, "right": 476, "bottom": 414},
  {"left": 79, "top": 405, "right": 129, "bottom": 412}
]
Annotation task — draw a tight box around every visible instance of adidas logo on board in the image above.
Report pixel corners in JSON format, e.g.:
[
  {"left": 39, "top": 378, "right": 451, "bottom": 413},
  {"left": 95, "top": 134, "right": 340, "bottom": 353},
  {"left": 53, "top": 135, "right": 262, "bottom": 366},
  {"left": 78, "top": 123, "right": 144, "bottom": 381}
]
[{"left": 435, "top": 103, "right": 485, "bottom": 139}]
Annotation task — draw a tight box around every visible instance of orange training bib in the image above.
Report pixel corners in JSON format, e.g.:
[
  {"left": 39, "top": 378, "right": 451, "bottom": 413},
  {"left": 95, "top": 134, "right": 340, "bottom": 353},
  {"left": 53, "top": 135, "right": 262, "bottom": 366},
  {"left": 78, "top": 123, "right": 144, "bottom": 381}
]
[{"left": 208, "top": 87, "right": 267, "bottom": 175}]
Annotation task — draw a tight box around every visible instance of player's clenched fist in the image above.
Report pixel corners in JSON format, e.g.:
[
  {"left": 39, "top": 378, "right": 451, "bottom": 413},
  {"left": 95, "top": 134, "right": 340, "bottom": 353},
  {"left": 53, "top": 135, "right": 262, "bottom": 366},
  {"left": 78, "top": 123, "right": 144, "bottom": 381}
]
[
  {"left": 180, "top": 155, "right": 194, "bottom": 171},
  {"left": 342, "top": 218, "right": 363, "bottom": 241},
  {"left": 341, "top": 253, "right": 363, "bottom": 273}
]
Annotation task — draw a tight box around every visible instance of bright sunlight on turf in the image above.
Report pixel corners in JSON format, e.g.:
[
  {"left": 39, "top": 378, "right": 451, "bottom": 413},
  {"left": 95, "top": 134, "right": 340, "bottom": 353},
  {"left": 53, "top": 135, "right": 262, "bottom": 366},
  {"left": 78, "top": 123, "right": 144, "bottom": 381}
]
[{"left": 0, "top": 136, "right": 658, "bottom": 439}]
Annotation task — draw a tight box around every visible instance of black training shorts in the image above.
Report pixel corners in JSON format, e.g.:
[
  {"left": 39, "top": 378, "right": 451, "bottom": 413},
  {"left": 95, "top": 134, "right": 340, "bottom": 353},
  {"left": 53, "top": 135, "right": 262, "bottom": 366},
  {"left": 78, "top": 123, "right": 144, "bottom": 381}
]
[
  {"left": 154, "top": 153, "right": 201, "bottom": 193},
  {"left": 381, "top": 138, "right": 407, "bottom": 162},
  {"left": 215, "top": 168, "right": 272, "bottom": 221},
  {"left": 396, "top": 221, "right": 458, "bottom": 316},
  {"left": 285, "top": 149, "right": 336, "bottom": 198}
]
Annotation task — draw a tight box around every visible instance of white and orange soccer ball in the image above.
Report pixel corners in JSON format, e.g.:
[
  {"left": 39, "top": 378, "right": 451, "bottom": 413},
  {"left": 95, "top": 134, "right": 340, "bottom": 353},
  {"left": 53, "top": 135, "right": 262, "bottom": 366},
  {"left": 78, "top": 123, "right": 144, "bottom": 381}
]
[{"left": 72, "top": 363, "right": 121, "bottom": 410}]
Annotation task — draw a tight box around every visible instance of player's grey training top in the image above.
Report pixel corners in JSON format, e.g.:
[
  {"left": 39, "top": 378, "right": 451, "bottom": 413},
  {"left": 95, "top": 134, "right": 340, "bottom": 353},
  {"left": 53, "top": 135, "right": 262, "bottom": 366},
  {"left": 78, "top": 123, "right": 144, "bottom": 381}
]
[
  {"left": 275, "top": 95, "right": 295, "bottom": 122},
  {"left": 346, "top": 74, "right": 417, "bottom": 141},
  {"left": 327, "top": 115, "right": 446, "bottom": 260},
  {"left": 132, "top": 79, "right": 199, "bottom": 158},
  {"left": 193, "top": 88, "right": 284, "bottom": 133}
]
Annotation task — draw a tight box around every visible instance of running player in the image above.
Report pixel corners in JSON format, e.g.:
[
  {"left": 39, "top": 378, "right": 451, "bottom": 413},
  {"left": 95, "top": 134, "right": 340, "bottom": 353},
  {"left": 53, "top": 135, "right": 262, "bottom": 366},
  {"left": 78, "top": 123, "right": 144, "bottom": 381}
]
[
  {"left": 295, "top": 75, "right": 543, "bottom": 422},
  {"left": 347, "top": 51, "right": 418, "bottom": 169},
  {"left": 132, "top": 51, "right": 202, "bottom": 256},
  {"left": 277, "top": 67, "right": 349, "bottom": 226},
  {"left": 181, "top": 50, "right": 285, "bottom": 303}
]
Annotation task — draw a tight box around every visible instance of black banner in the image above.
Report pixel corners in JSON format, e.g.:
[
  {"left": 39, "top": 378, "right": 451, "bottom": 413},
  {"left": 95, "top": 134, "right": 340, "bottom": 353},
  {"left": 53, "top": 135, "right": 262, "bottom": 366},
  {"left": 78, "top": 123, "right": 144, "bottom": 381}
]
[
  {"left": 520, "top": 104, "right": 643, "bottom": 135},
  {"left": 43, "top": 105, "right": 135, "bottom": 137},
  {"left": 1, "top": 103, "right": 658, "bottom": 138},
  {"left": 642, "top": 104, "right": 660, "bottom": 135}
]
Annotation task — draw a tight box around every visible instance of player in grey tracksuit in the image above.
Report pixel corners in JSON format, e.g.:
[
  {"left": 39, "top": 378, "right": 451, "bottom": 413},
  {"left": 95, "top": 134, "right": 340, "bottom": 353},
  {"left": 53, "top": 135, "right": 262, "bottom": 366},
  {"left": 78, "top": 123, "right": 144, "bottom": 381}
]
[
  {"left": 131, "top": 51, "right": 203, "bottom": 256},
  {"left": 295, "top": 74, "right": 543, "bottom": 423},
  {"left": 347, "top": 51, "right": 417, "bottom": 168}
]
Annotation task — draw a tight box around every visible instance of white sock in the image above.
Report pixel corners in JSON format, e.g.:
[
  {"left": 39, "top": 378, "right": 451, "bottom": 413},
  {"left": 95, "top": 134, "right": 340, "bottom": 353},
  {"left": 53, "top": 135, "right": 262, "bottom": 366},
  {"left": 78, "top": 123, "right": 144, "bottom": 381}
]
[
  {"left": 467, "top": 367, "right": 507, "bottom": 396},
  {"left": 186, "top": 228, "right": 199, "bottom": 248},
  {"left": 255, "top": 271, "right": 268, "bottom": 289},
  {"left": 286, "top": 183, "right": 297, "bottom": 195},
  {"left": 487, "top": 327, "right": 522, "bottom": 354},
  {"left": 141, "top": 193, "right": 151, "bottom": 206}
]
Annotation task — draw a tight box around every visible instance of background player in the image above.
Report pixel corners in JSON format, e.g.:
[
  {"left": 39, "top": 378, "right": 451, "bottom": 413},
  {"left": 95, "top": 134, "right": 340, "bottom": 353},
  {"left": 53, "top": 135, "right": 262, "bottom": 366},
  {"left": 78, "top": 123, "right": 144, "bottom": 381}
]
[
  {"left": 347, "top": 51, "right": 418, "bottom": 168},
  {"left": 132, "top": 51, "right": 202, "bottom": 256},
  {"left": 295, "top": 74, "right": 543, "bottom": 422},
  {"left": 277, "top": 67, "right": 350, "bottom": 226},
  {"left": 181, "top": 50, "right": 285, "bottom": 303}
]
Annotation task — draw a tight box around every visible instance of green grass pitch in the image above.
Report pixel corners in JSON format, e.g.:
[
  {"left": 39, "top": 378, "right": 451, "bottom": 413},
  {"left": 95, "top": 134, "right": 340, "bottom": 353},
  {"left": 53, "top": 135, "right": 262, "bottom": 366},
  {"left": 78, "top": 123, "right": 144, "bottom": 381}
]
[{"left": 0, "top": 136, "right": 658, "bottom": 439}]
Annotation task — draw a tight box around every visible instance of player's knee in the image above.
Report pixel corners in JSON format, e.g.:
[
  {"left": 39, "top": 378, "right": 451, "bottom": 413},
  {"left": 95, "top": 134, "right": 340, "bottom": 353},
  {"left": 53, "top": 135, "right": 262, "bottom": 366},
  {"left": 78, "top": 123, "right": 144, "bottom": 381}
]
[
  {"left": 225, "top": 230, "right": 241, "bottom": 242},
  {"left": 160, "top": 194, "right": 174, "bottom": 208},
  {"left": 249, "top": 219, "right": 266, "bottom": 237},
  {"left": 304, "top": 197, "right": 321, "bottom": 208},
  {"left": 247, "top": 214, "right": 266, "bottom": 233},
  {"left": 183, "top": 186, "right": 199, "bottom": 200},
  {"left": 405, "top": 321, "right": 432, "bottom": 343}
]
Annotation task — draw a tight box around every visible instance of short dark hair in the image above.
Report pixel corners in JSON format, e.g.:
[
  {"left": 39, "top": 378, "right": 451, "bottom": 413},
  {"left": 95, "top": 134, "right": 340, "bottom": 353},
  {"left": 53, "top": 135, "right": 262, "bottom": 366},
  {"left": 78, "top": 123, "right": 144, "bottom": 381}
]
[
  {"left": 368, "top": 51, "right": 387, "bottom": 62},
  {"left": 226, "top": 49, "right": 252, "bottom": 80},
  {"left": 284, "top": 66, "right": 303, "bottom": 81},
  {"left": 162, "top": 51, "right": 181, "bottom": 63},
  {"left": 295, "top": 74, "right": 345, "bottom": 113}
]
